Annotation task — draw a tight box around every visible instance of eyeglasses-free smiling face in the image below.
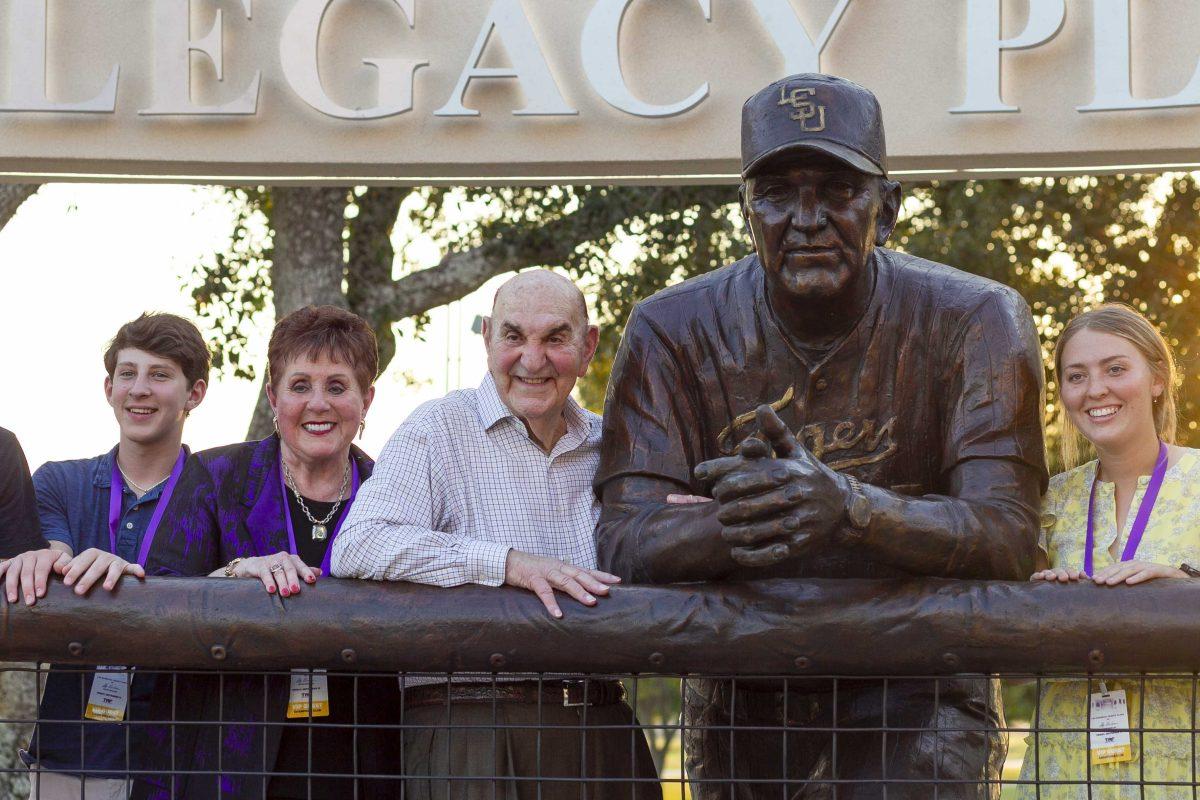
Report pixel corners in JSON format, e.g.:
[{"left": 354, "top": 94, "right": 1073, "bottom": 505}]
[
  {"left": 268, "top": 353, "right": 374, "bottom": 468},
  {"left": 105, "top": 348, "right": 205, "bottom": 447},
  {"left": 482, "top": 275, "right": 598, "bottom": 446},
  {"left": 1059, "top": 328, "right": 1164, "bottom": 452}
]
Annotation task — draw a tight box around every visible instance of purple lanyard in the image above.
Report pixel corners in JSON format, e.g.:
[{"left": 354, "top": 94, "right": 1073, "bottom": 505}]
[
  {"left": 1085, "top": 441, "right": 1169, "bottom": 576},
  {"left": 279, "top": 457, "right": 360, "bottom": 575},
  {"left": 108, "top": 448, "right": 187, "bottom": 567}
]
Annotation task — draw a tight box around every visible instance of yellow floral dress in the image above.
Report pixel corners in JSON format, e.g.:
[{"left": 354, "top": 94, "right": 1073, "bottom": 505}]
[{"left": 1016, "top": 447, "right": 1200, "bottom": 799}]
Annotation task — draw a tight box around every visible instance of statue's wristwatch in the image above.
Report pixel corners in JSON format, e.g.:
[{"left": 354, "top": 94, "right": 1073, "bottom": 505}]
[
  {"left": 1180, "top": 562, "right": 1200, "bottom": 578},
  {"left": 843, "top": 475, "right": 872, "bottom": 533}
]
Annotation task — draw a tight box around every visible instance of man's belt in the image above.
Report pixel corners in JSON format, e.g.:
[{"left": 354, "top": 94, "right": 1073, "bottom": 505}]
[{"left": 403, "top": 680, "right": 626, "bottom": 710}]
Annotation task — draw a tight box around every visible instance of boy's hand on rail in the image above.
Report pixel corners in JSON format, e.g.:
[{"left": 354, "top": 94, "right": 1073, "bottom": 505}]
[
  {"left": 0, "top": 548, "right": 71, "bottom": 606},
  {"left": 59, "top": 548, "right": 144, "bottom": 596}
]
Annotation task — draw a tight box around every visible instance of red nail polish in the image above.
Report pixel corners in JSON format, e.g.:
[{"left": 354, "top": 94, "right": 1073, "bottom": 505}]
[
  {"left": 291, "top": 585, "right": 299, "bottom": 593},
  {"left": 267, "top": 585, "right": 276, "bottom": 593}
]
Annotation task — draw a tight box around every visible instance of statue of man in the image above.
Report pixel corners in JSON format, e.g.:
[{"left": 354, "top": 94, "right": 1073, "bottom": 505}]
[{"left": 594, "top": 73, "right": 1048, "bottom": 798}]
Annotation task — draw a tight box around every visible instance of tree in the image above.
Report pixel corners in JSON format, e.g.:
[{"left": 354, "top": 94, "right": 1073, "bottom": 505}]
[
  {"left": 191, "top": 184, "right": 740, "bottom": 437},
  {"left": 195, "top": 174, "right": 1200, "bottom": 463}
]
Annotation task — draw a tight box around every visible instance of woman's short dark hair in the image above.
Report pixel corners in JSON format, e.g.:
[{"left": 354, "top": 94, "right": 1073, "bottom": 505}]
[
  {"left": 104, "top": 313, "right": 210, "bottom": 387},
  {"left": 267, "top": 306, "right": 379, "bottom": 394}
]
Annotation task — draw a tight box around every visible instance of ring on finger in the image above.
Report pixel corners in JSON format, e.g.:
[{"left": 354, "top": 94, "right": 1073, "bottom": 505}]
[{"left": 269, "top": 562, "right": 285, "bottom": 574}]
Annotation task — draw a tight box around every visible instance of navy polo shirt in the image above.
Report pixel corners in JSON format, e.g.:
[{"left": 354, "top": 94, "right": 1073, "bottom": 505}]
[{"left": 24, "top": 446, "right": 181, "bottom": 776}]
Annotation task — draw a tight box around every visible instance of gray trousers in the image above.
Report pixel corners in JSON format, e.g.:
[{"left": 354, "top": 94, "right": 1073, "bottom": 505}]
[{"left": 402, "top": 700, "right": 662, "bottom": 800}]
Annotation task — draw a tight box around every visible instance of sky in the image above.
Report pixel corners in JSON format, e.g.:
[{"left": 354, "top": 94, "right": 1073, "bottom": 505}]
[{"left": 0, "top": 184, "right": 503, "bottom": 471}]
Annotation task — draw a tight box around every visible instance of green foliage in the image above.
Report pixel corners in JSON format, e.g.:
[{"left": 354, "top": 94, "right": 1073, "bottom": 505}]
[
  {"left": 188, "top": 188, "right": 273, "bottom": 381},
  {"left": 572, "top": 174, "right": 1200, "bottom": 462},
  {"left": 893, "top": 174, "right": 1200, "bottom": 465},
  {"left": 192, "top": 175, "right": 1200, "bottom": 464}
]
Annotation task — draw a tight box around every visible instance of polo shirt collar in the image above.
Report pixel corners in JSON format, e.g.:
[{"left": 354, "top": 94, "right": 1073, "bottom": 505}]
[
  {"left": 94, "top": 443, "right": 192, "bottom": 490},
  {"left": 93, "top": 445, "right": 119, "bottom": 489}
]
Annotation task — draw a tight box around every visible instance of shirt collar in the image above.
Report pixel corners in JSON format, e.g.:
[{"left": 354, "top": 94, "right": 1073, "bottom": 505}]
[
  {"left": 95, "top": 443, "right": 192, "bottom": 490},
  {"left": 476, "top": 372, "right": 590, "bottom": 444},
  {"left": 93, "top": 445, "right": 120, "bottom": 489},
  {"left": 477, "top": 372, "right": 516, "bottom": 431}
]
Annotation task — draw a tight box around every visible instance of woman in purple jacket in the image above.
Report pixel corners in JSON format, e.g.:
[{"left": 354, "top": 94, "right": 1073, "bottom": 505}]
[{"left": 136, "top": 306, "right": 400, "bottom": 800}]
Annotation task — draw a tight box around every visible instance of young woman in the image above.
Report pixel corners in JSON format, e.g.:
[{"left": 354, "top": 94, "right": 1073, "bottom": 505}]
[
  {"left": 134, "top": 305, "right": 400, "bottom": 800},
  {"left": 1018, "top": 303, "right": 1200, "bottom": 798}
]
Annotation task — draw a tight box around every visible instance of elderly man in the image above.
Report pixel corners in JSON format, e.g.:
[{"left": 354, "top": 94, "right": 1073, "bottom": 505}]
[
  {"left": 595, "top": 74, "right": 1047, "bottom": 798},
  {"left": 333, "top": 269, "right": 659, "bottom": 800}
]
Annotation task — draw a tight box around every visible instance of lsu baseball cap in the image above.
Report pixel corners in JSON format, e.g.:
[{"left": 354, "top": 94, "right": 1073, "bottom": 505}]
[{"left": 741, "top": 73, "right": 887, "bottom": 178}]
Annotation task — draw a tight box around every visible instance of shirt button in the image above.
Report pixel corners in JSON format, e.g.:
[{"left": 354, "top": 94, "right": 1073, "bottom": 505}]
[
  {"left": 815, "top": 378, "right": 829, "bottom": 391},
  {"left": 125, "top": 522, "right": 134, "bottom": 530}
]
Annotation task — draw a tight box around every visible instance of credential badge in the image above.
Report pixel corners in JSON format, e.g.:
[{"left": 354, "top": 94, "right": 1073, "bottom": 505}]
[{"left": 778, "top": 86, "right": 826, "bottom": 132}]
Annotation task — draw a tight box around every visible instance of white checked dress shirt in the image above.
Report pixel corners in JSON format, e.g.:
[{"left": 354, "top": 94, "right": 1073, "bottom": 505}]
[{"left": 331, "top": 373, "right": 602, "bottom": 586}]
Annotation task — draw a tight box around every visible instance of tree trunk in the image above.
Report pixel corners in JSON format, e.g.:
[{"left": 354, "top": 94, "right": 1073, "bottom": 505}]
[
  {"left": 0, "top": 184, "right": 39, "bottom": 230},
  {"left": 348, "top": 187, "right": 409, "bottom": 375},
  {"left": 246, "top": 187, "right": 351, "bottom": 439}
]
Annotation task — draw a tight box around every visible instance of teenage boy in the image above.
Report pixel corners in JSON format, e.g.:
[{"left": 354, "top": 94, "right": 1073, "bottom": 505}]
[{"left": 0, "top": 313, "right": 209, "bottom": 800}]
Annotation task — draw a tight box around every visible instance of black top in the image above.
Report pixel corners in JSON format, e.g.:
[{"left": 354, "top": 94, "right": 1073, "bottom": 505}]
[
  {"left": 133, "top": 436, "right": 399, "bottom": 800},
  {"left": 284, "top": 492, "right": 338, "bottom": 570},
  {"left": 271, "top": 494, "right": 355, "bottom": 798},
  {"left": 0, "top": 426, "right": 45, "bottom": 557},
  {"left": 269, "top": 671, "right": 358, "bottom": 798}
]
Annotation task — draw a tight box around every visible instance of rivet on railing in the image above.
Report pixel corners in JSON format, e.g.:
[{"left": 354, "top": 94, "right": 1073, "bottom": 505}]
[
  {"left": 341, "top": 648, "right": 357, "bottom": 664},
  {"left": 67, "top": 642, "right": 83, "bottom": 657},
  {"left": 490, "top": 653, "right": 506, "bottom": 669},
  {"left": 941, "top": 652, "right": 960, "bottom": 669},
  {"left": 794, "top": 656, "right": 811, "bottom": 670},
  {"left": 1088, "top": 649, "right": 1104, "bottom": 667},
  {"left": 648, "top": 652, "right": 665, "bottom": 667},
  {"left": 210, "top": 645, "right": 227, "bottom": 661}
]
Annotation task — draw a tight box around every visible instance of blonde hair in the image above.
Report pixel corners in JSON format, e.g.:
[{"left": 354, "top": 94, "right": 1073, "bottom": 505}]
[{"left": 1054, "top": 303, "right": 1178, "bottom": 468}]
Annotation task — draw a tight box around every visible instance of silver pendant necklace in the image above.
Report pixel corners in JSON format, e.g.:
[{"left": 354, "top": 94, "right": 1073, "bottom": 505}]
[{"left": 283, "top": 459, "right": 350, "bottom": 541}]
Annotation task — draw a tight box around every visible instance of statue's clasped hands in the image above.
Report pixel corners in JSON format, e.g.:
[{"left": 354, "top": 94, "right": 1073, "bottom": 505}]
[{"left": 693, "top": 405, "right": 850, "bottom": 567}]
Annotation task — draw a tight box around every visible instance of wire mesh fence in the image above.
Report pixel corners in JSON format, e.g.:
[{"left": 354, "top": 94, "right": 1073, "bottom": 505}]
[
  {"left": 1, "top": 666, "right": 1199, "bottom": 799},
  {"left": 5, "top": 576, "right": 1200, "bottom": 798}
]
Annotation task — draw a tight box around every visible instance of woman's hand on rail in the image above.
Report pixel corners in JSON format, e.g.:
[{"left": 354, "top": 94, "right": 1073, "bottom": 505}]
[
  {"left": 1091, "top": 560, "right": 1187, "bottom": 586},
  {"left": 1029, "top": 567, "right": 1084, "bottom": 583},
  {"left": 226, "top": 551, "right": 320, "bottom": 596}
]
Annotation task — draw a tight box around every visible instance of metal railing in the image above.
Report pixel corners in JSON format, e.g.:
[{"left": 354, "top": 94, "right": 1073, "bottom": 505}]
[{"left": 2, "top": 577, "right": 1199, "bottom": 798}]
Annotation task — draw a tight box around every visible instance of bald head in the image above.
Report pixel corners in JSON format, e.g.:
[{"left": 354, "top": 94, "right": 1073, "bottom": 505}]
[
  {"left": 483, "top": 270, "right": 599, "bottom": 445},
  {"left": 492, "top": 269, "right": 589, "bottom": 332}
]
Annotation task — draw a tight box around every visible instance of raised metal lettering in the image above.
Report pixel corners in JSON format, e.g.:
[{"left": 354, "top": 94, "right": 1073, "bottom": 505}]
[
  {"left": 581, "top": 0, "right": 710, "bottom": 118},
  {"left": 951, "top": 0, "right": 1066, "bottom": 113},
  {"left": 280, "top": 0, "right": 426, "bottom": 120},
  {"left": 140, "top": 0, "right": 260, "bottom": 116},
  {"left": 435, "top": 0, "right": 575, "bottom": 117}
]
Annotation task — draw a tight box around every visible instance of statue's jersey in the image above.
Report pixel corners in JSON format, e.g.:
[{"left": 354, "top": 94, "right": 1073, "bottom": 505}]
[{"left": 595, "top": 248, "right": 1047, "bottom": 576}]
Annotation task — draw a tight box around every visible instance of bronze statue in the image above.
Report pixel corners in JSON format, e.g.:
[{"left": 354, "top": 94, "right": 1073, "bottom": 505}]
[{"left": 595, "top": 74, "right": 1049, "bottom": 798}]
